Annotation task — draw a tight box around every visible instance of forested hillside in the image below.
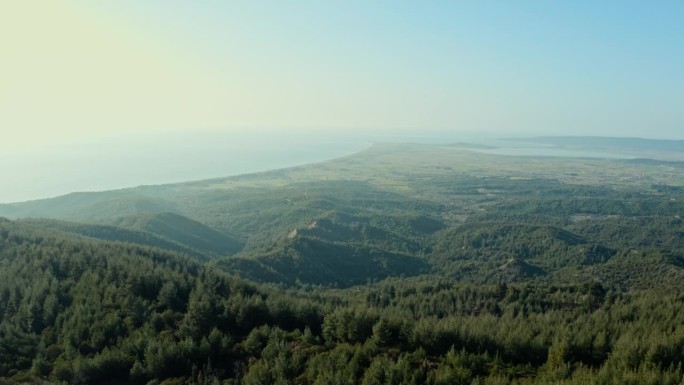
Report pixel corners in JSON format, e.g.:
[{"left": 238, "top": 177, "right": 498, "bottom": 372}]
[
  {"left": 2, "top": 143, "right": 684, "bottom": 384},
  {"left": 2, "top": 219, "right": 684, "bottom": 384}
]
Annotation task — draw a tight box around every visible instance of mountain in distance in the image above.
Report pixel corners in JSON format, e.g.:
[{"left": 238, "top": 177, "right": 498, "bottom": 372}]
[
  {"left": 110, "top": 212, "right": 243, "bottom": 257},
  {"left": 13, "top": 212, "right": 242, "bottom": 260},
  {"left": 513, "top": 136, "right": 684, "bottom": 160},
  {"left": 496, "top": 258, "right": 546, "bottom": 281},
  {"left": 522, "top": 136, "right": 684, "bottom": 151},
  {"left": 430, "top": 223, "right": 617, "bottom": 283},
  {"left": 0, "top": 191, "right": 177, "bottom": 223},
  {"left": 215, "top": 210, "right": 437, "bottom": 286}
]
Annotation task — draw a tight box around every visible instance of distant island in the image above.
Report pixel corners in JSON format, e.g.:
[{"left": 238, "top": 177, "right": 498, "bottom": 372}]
[{"left": 517, "top": 136, "right": 684, "bottom": 152}]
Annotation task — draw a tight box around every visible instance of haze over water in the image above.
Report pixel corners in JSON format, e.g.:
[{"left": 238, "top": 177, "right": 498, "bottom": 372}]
[{"left": 2, "top": 132, "right": 371, "bottom": 204}]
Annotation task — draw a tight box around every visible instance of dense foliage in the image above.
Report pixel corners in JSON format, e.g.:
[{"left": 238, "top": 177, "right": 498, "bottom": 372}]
[{"left": 2, "top": 219, "right": 684, "bottom": 384}]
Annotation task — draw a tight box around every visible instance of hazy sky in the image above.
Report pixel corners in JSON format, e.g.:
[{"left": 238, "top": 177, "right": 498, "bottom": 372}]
[{"left": 2, "top": 0, "right": 683, "bottom": 151}]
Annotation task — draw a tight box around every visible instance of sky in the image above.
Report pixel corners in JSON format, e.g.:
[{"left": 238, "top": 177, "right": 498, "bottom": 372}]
[
  {"left": 1, "top": 0, "right": 683, "bottom": 151},
  {"left": 1, "top": 1, "right": 684, "bottom": 203}
]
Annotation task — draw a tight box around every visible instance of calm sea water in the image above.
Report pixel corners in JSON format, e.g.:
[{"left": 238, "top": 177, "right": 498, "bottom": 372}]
[{"left": 2, "top": 132, "right": 370, "bottom": 203}]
